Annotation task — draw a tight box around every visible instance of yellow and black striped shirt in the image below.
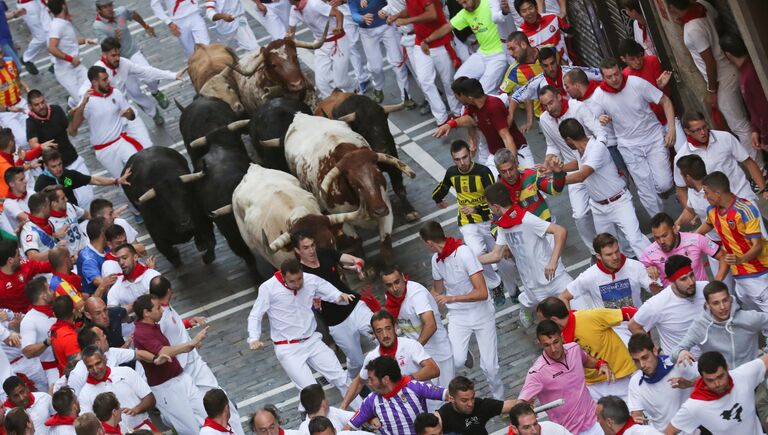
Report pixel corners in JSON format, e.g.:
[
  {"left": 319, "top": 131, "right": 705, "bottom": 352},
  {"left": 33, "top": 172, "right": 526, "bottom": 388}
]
[{"left": 432, "top": 163, "right": 495, "bottom": 226}]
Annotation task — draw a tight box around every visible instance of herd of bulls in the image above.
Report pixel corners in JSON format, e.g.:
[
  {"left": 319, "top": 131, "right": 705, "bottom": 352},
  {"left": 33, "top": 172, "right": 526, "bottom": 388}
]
[{"left": 118, "top": 32, "right": 422, "bottom": 273}]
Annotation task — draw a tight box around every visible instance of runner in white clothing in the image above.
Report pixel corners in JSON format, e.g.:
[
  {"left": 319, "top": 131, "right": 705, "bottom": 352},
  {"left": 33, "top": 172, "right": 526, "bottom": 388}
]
[
  {"left": 106, "top": 244, "right": 160, "bottom": 312},
  {"left": 20, "top": 277, "right": 58, "bottom": 388},
  {"left": 2, "top": 376, "right": 54, "bottom": 434},
  {"left": 251, "top": 0, "right": 291, "bottom": 41},
  {"left": 150, "top": 0, "right": 211, "bottom": 56},
  {"left": 596, "top": 395, "right": 663, "bottom": 435},
  {"left": 68, "top": 67, "right": 147, "bottom": 179},
  {"left": 298, "top": 385, "right": 354, "bottom": 433},
  {"left": 19, "top": 193, "right": 65, "bottom": 261},
  {"left": 204, "top": 0, "right": 260, "bottom": 51},
  {"left": 44, "top": 387, "right": 79, "bottom": 435},
  {"left": 508, "top": 402, "right": 573, "bottom": 435},
  {"left": 47, "top": 0, "right": 98, "bottom": 105},
  {"left": 44, "top": 186, "right": 87, "bottom": 257},
  {"left": 200, "top": 389, "right": 239, "bottom": 435},
  {"left": 17, "top": 0, "right": 51, "bottom": 72}
]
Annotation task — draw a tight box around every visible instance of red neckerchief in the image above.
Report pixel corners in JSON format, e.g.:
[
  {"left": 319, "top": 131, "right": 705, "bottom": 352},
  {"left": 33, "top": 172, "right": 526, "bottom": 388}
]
[
  {"left": 91, "top": 86, "right": 114, "bottom": 98},
  {"left": 49, "top": 208, "right": 67, "bottom": 218},
  {"left": 600, "top": 73, "right": 629, "bottom": 93},
  {"left": 378, "top": 337, "right": 398, "bottom": 359},
  {"left": 31, "top": 305, "right": 54, "bottom": 317},
  {"left": 555, "top": 97, "right": 569, "bottom": 122},
  {"left": 637, "top": 20, "right": 648, "bottom": 41},
  {"left": 124, "top": 262, "right": 148, "bottom": 282},
  {"left": 3, "top": 391, "right": 34, "bottom": 409},
  {"left": 595, "top": 254, "right": 627, "bottom": 280},
  {"left": 54, "top": 271, "right": 83, "bottom": 292},
  {"left": 544, "top": 68, "right": 564, "bottom": 93},
  {"left": 105, "top": 251, "right": 117, "bottom": 261},
  {"left": 518, "top": 14, "right": 543, "bottom": 34},
  {"left": 27, "top": 105, "right": 52, "bottom": 122},
  {"left": 579, "top": 80, "right": 601, "bottom": 101},
  {"left": 497, "top": 205, "right": 525, "bottom": 229},
  {"left": 385, "top": 276, "right": 408, "bottom": 319},
  {"left": 203, "top": 418, "right": 233, "bottom": 433},
  {"left": 95, "top": 13, "right": 115, "bottom": 23},
  {"left": 690, "top": 375, "right": 733, "bottom": 400},
  {"left": 44, "top": 414, "right": 76, "bottom": 427},
  {"left": 615, "top": 417, "right": 638, "bottom": 435},
  {"left": 99, "top": 56, "right": 117, "bottom": 76},
  {"left": 86, "top": 366, "right": 112, "bottom": 385},
  {"left": 561, "top": 311, "right": 576, "bottom": 342},
  {"left": 436, "top": 237, "right": 463, "bottom": 262},
  {"left": 101, "top": 421, "right": 122, "bottom": 435},
  {"left": 687, "top": 134, "right": 709, "bottom": 148},
  {"left": 382, "top": 375, "right": 412, "bottom": 399},
  {"left": 26, "top": 213, "right": 54, "bottom": 236},
  {"left": 0, "top": 151, "right": 14, "bottom": 166},
  {"left": 6, "top": 190, "right": 26, "bottom": 200},
  {"left": 680, "top": 3, "right": 707, "bottom": 25},
  {"left": 279, "top": 429, "right": 285, "bottom": 435},
  {"left": 274, "top": 271, "right": 298, "bottom": 295}
]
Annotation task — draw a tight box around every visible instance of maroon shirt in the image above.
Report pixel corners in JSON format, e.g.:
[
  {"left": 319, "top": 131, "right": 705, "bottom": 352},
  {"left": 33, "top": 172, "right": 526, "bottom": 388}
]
[
  {"left": 464, "top": 95, "right": 527, "bottom": 154},
  {"left": 739, "top": 58, "right": 768, "bottom": 142},
  {"left": 133, "top": 321, "right": 183, "bottom": 386}
]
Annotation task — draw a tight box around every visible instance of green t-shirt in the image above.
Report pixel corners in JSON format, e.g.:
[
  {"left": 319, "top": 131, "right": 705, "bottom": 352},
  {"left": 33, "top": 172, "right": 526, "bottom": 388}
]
[{"left": 450, "top": 0, "right": 504, "bottom": 55}]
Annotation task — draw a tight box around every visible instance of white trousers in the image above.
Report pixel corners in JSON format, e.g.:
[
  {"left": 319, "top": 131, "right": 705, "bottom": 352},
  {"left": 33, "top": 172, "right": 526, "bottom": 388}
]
[
  {"left": 412, "top": 45, "right": 462, "bottom": 125},
  {"left": 708, "top": 256, "right": 735, "bottom": 291},
  {"left": 124, "top": 112, "right": 154, "bottom": 148},
  {"left": 344, "top": 24, "right": 370, "bottom": 86},
  {"left": 215, "top": 20, "right": 260, "bottom": 52},
  {"left": 66, "top": 156, "right": 95, "bottom": 210},
  {"left": 93, "top": 137, "right": 143, "bottom": 179},
  {"left": 126, "top": 52, "right": 160, "bottom": 117},
  {"left": 314, "top": 37, "right": 355, "bottom": 98},
  {"left": 359, "top": 24, "right": 408, "bottom": 100},
  {"left": 174, "top": 13, "right": 211, "bottom": 56},
  {"left": 566, "top": 182, "right": 598, "bottom": 254},
  {"left": 19, "top": 1, "right": 50, "bottom": 61},
  {"left": 54, "top": 63, "right": 88, "bottom": 103},
  {"left": 590, "top": 192, "right": 650, "bottom": 259},
  {"left": 184, "top": 355, "right": 245, "bottom": 435},
  {"left": 327, "top": 302, "right": 375, "bottom": 378},
  {"left": 252, "top": 1, "right": 290, "bottom": 41},
  {"left": 518, "top": 272, "right": 573, "bottom": 309},
  {"left": 0, "top": 99, "right": 28, "bottom": 146},
  {"left": 151, "top": 372, "right": 207, "bottom": 435},
  {"left": 587, "top": 374, "right": 631, "bottom": 402},
  {"left": 459, "top": 221, "right": 516, "bottom": 291},
  {"left": 400, "top": 33, "right": 428, "bottom": 97},
  {"left": 454, "top": 51, "right": 507, "bottom": 94},
  {"left": 617, "top": 142, "right": 672, "bottom": 218},
  {"left": 734, "top": 273, "right": 768, "bottom": 312},
  {"left": 10, "top": 356, "right": 47, "bottom": 392},
  {"left": 273, "top": 333, "right": 352, "bottom": 398},
  {"left": 718, "top": 72, "right": 756, "bottom": 160},
  {"left": 446, "top": 311, "right": 503, "bottom": 399}
]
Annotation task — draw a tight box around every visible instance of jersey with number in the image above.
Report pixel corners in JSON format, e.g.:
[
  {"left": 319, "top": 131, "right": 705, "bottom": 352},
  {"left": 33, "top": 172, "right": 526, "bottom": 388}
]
[
  {"left": 19, "top": 221, "right": 56, "bottom": 258},
  {"left": 49, "top": 203, "right": 86, "bottom": 256},
  {"left": 518, "top": 13, "right": 569, "bottom": 64},
  {"left": 706, "top": 197, "right": 768, "bottom": 278}
]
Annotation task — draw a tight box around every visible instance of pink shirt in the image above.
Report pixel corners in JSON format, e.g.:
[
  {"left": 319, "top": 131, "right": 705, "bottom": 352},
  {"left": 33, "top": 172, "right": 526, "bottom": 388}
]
[
  {"left": 518, "top": 342, "right": 597, "bottom": 433},
  {"left": 640, "top": 232, "right": 720, "bottom": 286}
]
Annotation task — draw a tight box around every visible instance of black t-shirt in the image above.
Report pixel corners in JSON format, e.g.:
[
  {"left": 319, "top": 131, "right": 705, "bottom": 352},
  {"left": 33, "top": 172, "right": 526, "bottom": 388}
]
[
  {"left": 301, "top": 247, "right": 358, "bottom": 326},
  {"left": 83, "top": 306, "right": 127, "bottom": 348},
  {"left": 34, "top": 169, "right": 91, "bottom": 205},
  {"left": 26, "top": 104, "right": 79, "bottom": 166},
  {"left": 437, "top": 398, "right": 504, "bottom": 435}
]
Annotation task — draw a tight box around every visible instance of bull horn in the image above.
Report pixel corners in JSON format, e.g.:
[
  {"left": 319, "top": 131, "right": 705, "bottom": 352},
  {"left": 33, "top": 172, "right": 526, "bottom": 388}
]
[
  {"left": 138, "top": 188, "right": 157, "bottom": 204},
  {"left": 381, "top": 102, "right": 405, "bottom": 114},
  {"left": 327, "top": 208, "right": 363, "bottom": 225},
  {"left": 320, "top": 166, "right": 341, "bottom": 195},
  {"left": 227, "top": 119, "right": 250, "bottom": 131},
  {"left": 294, "top": 20, "right": 329, "bottom": 50},
  {"left": 269, "top": 232, "right": 293, "bottom": 252},
  {"left": 174, "top": 98, "right": 185, "bottom": 112},
  {"left": 338, "top": 113, "right": 356, "bottom": 124},
  {"left": 209, "top": 204, "right": 232, "bottom": 218},
  {"left": 189, "top": 136, "right": 208, "bottom": 148},
  {"left": 377, "top": 153, "right": 416, "bottom": 178},
  {"left": 179, "top": 171, "right": 205, "bottom": 183},
  {"left": 259, "top": 138, "right": 281, "bottom": 147},
  {"left": 231, "top": 53, "right": 263, "bottom": 77}
]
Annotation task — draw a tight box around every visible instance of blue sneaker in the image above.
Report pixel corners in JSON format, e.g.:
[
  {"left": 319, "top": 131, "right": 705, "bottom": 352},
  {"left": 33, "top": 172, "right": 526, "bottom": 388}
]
[
  {"left": 359, "top": 80, "right": 370, "bottom": 94},
  {"left": 134, "top": 213, "right": 144, "bottom": 225}
]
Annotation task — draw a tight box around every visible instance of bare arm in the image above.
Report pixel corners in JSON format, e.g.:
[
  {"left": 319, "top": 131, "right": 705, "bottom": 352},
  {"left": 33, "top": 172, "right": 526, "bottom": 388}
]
[
  {"left": 126, "top": 392, "right": 156, "bottom": 416},
  {"left": 743, "top": 158, "right": 767, "bottom": 195},
  {"left": 478, "top": 243, "right": 506, "bottom": 265},
  {"left": 21, "top": 339, "right": 49, "bottom": 358},
  {"left": 628, "top": 318, "right": 647, "bottom": 335},
  {"left": 498, "top": 127, "right": 518, "bottom": 153},
  {"left": 411, "top": 358, "right": 440, "bottom": 381},
  {"left": 424, "top": 22, "right": 453, "bottom": 44},
  {"left": 416, "top": 311, "right": 437, "bottom": 346},
  {"left": 48, "top": 38, "right": 77, "bottom": 64},
  {"left": 559, "top": 289, "right": 573, "bottom": 309},
  {"left": 660, "top": 95, "right": 676, "bottom": 147},
  {"left": 68, "top": 93, "right": 89, "bottom": 136},
  {"left": 340, "top": 375, "right": 365, "bottom": 410},
  {"left": 675, "top": 187, "right": 689, "bottom": 210},
  {"left": 399, "top": 2, "right": 437, "bottom": 25}
]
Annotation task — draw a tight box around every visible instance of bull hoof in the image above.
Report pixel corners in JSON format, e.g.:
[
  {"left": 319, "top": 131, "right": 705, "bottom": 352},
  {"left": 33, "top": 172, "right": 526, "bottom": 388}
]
[
  {"left": 170, "top": 256, "right": 183, "bottom": 269},
  {"left": 202, "top": 249, "right": 216, "bottom": 265},
  {"left": 404, "top": 211, "right": 421, "bottom": 222}
]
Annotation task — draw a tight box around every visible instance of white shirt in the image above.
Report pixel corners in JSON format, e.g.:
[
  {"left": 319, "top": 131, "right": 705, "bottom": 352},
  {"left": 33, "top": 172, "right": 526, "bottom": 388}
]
[
  {"left": 624, "top": 426, "right": 662, "bottom": 434},
  {"left": 671, "top": 359, "right": 766, "bottom": 434},
  {"left": 158, "top": 302, "right": 199, "bottom": 368},
  {"left": 247, "top": 273, "right": 344, "bottom": 343},
  {"left": 673, "top": 131, "right": 757, "bottom": 202},
  {"left": 83, "top": 87, "right": 131, "bottom": 146},
  {"left": 47, "top": 423, "right": 77, "bottom": 435},
  {"left": 633, "top": 282, "right": 707, "bottom": 356},
  {"left": 682, "top": 16, "right": 737, "bottom": 83},
  {"left": 540, "top": 99, "right": 607, "bottom": 162},
  {"left": 19, "top": 220, "right": 56, "bottom": 258},
  {"left": 628, "top": 357, "right": 698, "bottom": 432},
  {"left": 592, "top": 75, "right": 665, "bottom": 148},
  {"left": 430, "top": 245, "right": 494, "bottom": 317},
  {"left": 495, "top": 211, "right": 568, "bottom": 292},
  {"left": 539, "top": 421, "right": 573, "bottom": 434},
  {"left": 79, "top": 366, "right": 153, "bottom": 432},
  {"left": 686, "top": 187, "right": 721, "bottom": 241},
  {"left": 394, "top": 280, "right": 452, "bottom": 361},
  {"left": 204, "top": 0, "right": 247, "bottom": 34},
  {"left": 289, "top": 0, "right": 338, "bottom": 39},
  {"left": 581, "top": 90, "right": 619, "bottom": 147},
  {"left": 87, "top": 57, "right": 176, "bottom": 99},
  {"left": 68, "top": 347, "right": 137, "bottom": 394},
  {"left": 20, "top": 308, "right": 56, "bottom": 365},
  {"left": 48, "top": 18, "right": 79, "bottom": 68},
  {"left": 298, "top": 407, "right": 354, "bottom": 434},
  {"left": 578, "top": 138, "right": 627, "bottom": 202},
  {"left": 79, "top": 218, "right": 139, "bottom": 245},
  {"left": 632, "top": 21, "right": 656, "bottom": 56},
  {"left": 50, "top": 204, "right": 86, "bottom": 256},
  {"left": 150, "top": 0, "right": 201, "bottom": 24},
  {"left": 107, "top": 267, "right": 161, "bottom": 308},
  {"left": 5, "top": 392, "right": 54, "bottom": 435},
  {"left": 567, "top": 259, "right": 651, "bottom": 309},
  {"left": 3, "top": 196, "right": 30, "bottom": 230},
  {"left": 359, "top": 337, "right": 431, "bottom": 380}
]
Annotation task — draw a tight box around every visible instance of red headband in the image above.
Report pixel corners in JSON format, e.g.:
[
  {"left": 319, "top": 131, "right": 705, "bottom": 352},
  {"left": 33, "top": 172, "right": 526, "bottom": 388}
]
[{"left": 668, "top": 265, "right": 693, "bottom": 282}]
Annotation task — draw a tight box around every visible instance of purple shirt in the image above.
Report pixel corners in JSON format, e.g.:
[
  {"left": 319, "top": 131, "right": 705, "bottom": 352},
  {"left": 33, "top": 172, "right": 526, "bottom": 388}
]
[
  {"left": 133, "top": 321, "right": 183, "bottom": 386},
  {"left": 349, "top": 380, "right": 446, "bottom": 435},
  {"left": 640, "top": 232, "right": 720, "bottom": 286},
  {"left": 518, "top": 342, "right": 597, "bottom": 434}
]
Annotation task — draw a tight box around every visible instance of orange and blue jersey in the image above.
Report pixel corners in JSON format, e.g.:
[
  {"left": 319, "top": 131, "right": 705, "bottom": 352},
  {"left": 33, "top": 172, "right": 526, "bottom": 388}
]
[
  {"left": 0, "top": 57, "right": 20, "bottom": 108},
  {"left": 707, "top": 197, "right": 768, "bottom": 278}
]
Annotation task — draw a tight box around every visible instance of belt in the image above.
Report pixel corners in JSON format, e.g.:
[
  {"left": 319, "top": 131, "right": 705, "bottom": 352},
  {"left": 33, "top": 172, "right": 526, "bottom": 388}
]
[
  {"left": 94, "top": 132, "right": 143, "bottom": 151},
  {"left": 41, "top": 360, "right": 57, "bottom": 370},
  {"left": 325, "top": 30, "right": 346, "bottom": 43},
  {"left": 9, "top": 355, "right": 22, "bottom": 364},
  {"left": 596, "top": 190, "right": 625, "bottom": 205},
  {"left": 17, "top": 0, "right": 31, "bottom": 4},
  {"left": 273, "top": 336, "right": 311, "bottom": 345}
]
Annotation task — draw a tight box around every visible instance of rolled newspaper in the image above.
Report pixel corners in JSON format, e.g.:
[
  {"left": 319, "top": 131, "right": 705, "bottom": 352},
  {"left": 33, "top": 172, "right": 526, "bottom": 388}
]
[{"left": 533, "top": 399, "right": 565, "bottom": 413}]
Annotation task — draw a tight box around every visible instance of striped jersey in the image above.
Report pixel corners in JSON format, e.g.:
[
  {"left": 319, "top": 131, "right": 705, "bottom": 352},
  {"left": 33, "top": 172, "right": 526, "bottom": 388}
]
[
  {"left": 499, "top": 60, "right": 543, "bottom": 116},
  {"left": 501, "top": 167, "right": 564, "bottom": 222},
  {"left": 0, "top": 58, "right": 20, "bottom": 107},
  {"left": 519, "top": 13, "right": 570, "bottom": 64},
  {"left": 348, "top": 379, "right": 446, "bottom": 435},
  {"left": 432, "top": 163, "right": 495, "bottom": 226},
  {"left": 707, "top": 197, "right": 768, "bottom": 278}
]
